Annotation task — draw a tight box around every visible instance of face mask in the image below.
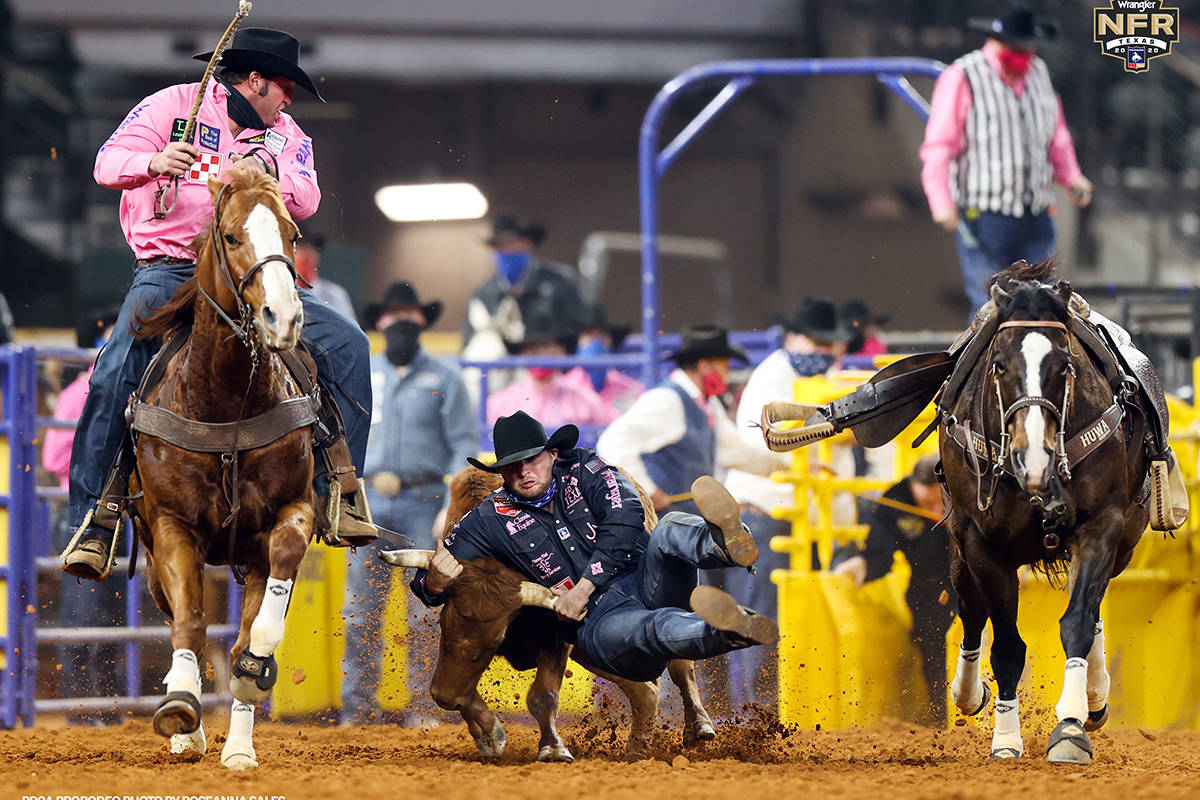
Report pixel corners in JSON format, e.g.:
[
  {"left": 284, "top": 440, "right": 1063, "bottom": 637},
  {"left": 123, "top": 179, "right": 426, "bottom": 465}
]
[
  {"left": 383, "top": 320, "right": 422, "bottom": 366},
  {"left": 577, "top": 339, "right": 610, "bottom": 392},
  {"left": 529, "top": 366, "right": 557, "bottom": 382},
  {"left": 700, "top": 370, "right": 728, "bottom": 399},
  {"left": 997, "top": 46, "right": 1034, "bottom": 75},
  {"left": 789, "top": 351, "right": 836, "bottom": 377},
  {"left": 494, "top": 251, "right": 532, "bottom": 287},
  {"left": 219, "top": 79, "right": 270, "bottom": 131}
]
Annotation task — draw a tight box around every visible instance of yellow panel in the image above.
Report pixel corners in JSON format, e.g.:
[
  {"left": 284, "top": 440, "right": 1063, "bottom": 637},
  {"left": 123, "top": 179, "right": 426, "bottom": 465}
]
[{"left": 476, "top": 656, "right": 595, "bottom": 714}]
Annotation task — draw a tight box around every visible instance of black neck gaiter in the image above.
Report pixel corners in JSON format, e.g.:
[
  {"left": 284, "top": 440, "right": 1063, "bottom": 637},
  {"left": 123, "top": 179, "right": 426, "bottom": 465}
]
[{"left": 220, "top": 80, "right": 270, "bottom": 131}]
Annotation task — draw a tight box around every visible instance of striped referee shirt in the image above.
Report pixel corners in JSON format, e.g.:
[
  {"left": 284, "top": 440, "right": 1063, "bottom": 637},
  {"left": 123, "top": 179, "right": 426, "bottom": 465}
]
[{"left": 951, "top": 49, "right": 1059, "bottom": 217}]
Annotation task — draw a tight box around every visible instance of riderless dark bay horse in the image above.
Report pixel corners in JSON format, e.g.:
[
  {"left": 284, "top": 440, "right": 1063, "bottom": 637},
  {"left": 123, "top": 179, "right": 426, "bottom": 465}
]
[
  {"left": 759, "top": 260, "right": 1188, "bottom": 765},
  {"left": 128, "top": 171, "right": 317, "bottom": 769}
]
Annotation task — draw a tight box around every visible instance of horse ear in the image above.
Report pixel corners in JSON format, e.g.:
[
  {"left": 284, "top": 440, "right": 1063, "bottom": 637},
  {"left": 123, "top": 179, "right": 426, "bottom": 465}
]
[
  {"left": 989, "top": 280, "right": 1010, "bottom": 305},
  {"left": 1053, "top": 280, "right": 1073, "bottom": 307}
]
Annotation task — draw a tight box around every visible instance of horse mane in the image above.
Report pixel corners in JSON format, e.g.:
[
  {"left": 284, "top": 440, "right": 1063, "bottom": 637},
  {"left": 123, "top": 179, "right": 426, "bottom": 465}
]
[
  {"left": 987, "top": 259, "right": 1072, "bottom": 326},
  {"left": 986, "top": 258, "right": 1058, "bottom": 290},
  {"left": 134, "top": 173, "right": 285, "bottom": 340}
]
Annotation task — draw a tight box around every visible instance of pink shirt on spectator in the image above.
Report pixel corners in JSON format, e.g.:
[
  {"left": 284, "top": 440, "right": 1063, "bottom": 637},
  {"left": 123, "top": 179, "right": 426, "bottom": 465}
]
[
  {"left": 562, "top": 367, "right": 645, "bottom": 424},
  {"left": 42, "top": 366, "right": 93, "bottom": 490},
  {"left": 95, "top": 81, "right": 320, "bottom": 259},
  {"left": 487, "top": 374, "right": 611, "bottom": 430},
  {"left": 919, "top": 42, "right": 1083, "bottom": 218}
]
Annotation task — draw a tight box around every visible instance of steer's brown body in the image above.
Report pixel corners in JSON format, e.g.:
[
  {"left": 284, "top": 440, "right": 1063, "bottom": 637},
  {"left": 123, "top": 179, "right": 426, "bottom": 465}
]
[{"left": 426, "top": 466, "right": 715, "bottom": 762}]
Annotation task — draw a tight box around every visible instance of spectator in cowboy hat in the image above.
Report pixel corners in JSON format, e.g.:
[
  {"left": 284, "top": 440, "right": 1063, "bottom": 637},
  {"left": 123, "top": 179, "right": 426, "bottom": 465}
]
[
  {"left": 839, "top": 298, "right": 890, "bottom": 357},
  {"left": 341, "top": 280, "right": 476, "bottom": 727},
  {"left": 294, "top": 222, "right": 356, "bottom": 323},
  {"left": 485, "top": 310, "right": 609, "bottom": 432},
  {"left": 460, "top": 212, "right": 585, "bottom": 394},
  {"left": 597, "top": 325, "right": 777, "bottom": 517},
  {"left": 563, "top": 302, "right": 645, "bottom": 421}
]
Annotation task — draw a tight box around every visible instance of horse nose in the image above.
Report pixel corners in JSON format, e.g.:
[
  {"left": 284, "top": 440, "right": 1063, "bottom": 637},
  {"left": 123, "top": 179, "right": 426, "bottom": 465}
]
[
  {"left": 262, "top": 305, "right": 278, "bottom": 330},
  {"left": 1011, "top": 449, "right": 1026, "bottom": 479}
]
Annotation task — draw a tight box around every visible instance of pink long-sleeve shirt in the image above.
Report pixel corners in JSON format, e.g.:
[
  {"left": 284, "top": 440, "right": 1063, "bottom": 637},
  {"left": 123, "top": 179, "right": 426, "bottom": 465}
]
[
  {"left": 486, "top": 374, "right": 612, "bottom": 430},
  {"left": 95, "top": 81, "right": 320, "bottom": 260},
  {"left": 919, "top": 42, "right": 1083, "bottom": 218},
  {"left": 42, "top": 366, "right": 93, "bottom": 491}
]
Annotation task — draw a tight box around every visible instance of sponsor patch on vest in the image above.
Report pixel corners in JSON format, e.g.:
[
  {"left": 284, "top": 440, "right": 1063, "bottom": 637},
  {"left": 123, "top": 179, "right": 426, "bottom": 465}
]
[
  {"left": 602, "top": 469, "right": 622, "bottom": 509},
  {"left": 563, "top": 475, "right": 583, "bottom": 508},
  {"left": 169, "top": 118, "right": 190, "bottom": 143},
  {"left": 557, "top": 526, "right": 571, "bottom": 540},
  {"left": 198, "top": 123, "right": 220, "bottom": 151},
  {"left": 584, "top": 456, "right": 608, "bottom": 474},
  {"left": 243, "top": 132, "right": 267, "bottom": 145},
  {"left": 531, "top": 552, "right": 561, "bottom": 579},
  {"left": 264, "top": 129, "right": 288, "bottom": 155},
  {"left": 492, "top": 495, "right": 520, "bottom": 517},
  {"left": 505, "top": 514, "right": 536, "bottom": 536},
  {"left": 185, "top": 152, "right": 223, "bottom": 184},
  {"left": 589, "top": 561, "right": 604, "bottom": 576}
]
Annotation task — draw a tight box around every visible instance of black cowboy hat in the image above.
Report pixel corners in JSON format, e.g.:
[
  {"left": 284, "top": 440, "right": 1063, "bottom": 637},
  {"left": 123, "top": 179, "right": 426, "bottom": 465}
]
[
  {"left": 578, "top": 302, "right": 631, "bottom": 351},
  {"left": 503, "top": 312, "right": 579, "bottom": 355},
  {"left": 967, "top": 5, "right": 1058, "bottom": 48},
  {"left": 486, "top": 213, "right": 547, "bottom": 248},
  {"left": 839, "top": 298, "right": 891, "bottom": 328},
  {"left": 362, "top": 281, "right": 442, "bottom": 330},
  {"left": 195, "top": 27, "right": 325, "bottom": 102},
  {"left": 664, "top": 325, "right": 748, "bottom": 364},
  {"left": 774, "top": 297, "right": 853, "bottom": 343},
  {"left": 468, "top": 411, "right": 579, "bottom": 473}
]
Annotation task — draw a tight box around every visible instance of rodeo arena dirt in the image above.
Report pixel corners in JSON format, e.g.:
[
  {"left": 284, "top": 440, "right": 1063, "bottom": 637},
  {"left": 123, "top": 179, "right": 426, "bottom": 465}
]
[{"left": 7, "top": 3, "right": 1200, "bottom": 799}]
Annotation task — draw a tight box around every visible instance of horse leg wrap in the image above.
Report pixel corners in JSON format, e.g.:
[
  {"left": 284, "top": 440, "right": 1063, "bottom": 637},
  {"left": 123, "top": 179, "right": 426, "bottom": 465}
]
[
  {"left": 991, "top": 696, "right": 1023, "bottom": 759},
  {"left": 951, "top": 646, "right": 986, "bottom": 715},
  {"left": 164, "top": 649, "right": 201, "bottom": 697},
  {"left": 233, "top": 650, "right": 278, "bottom": 692},
  {"left": 249, "top": 577, "right": 292, "bottom": 656},
  {"left": 1056, "top": 657, "right": 1089, "bottom": 724},
  {"left": 1086, "top": 622, "right": 1110, "bottom": 713}
]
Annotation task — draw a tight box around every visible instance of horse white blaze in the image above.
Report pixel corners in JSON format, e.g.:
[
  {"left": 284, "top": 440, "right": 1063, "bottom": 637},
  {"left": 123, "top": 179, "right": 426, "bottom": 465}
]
[
  {"left": 249, "top": 576, "right": 293, "bottom": 656},
  {"left": 243, "top": 203, "right": 301, "bottom": 342},
  {"left": 1020, "top": 332, "right": 1053, "bottom": 485}
]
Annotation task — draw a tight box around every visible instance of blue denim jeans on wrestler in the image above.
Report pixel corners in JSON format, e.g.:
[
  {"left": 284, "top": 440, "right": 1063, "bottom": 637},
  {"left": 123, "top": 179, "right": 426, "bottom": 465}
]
[
  {"left": 956, "top": 209, "right": 1056, "bottom": 312},
  {"left": 67, "top": 263, "right": 372, "bottom": 530},
  {"left": 574, "top": 511, "right": 747, "bottom": 683},
  {"left": 341, "top": 483, "right": 443, "bottom": 723}
]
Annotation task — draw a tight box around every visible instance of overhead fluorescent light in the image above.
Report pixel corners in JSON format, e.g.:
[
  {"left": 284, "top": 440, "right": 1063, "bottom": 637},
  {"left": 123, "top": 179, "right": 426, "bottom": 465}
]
[{"left": 374, "top": 182, "right": 489, "bottom": 222}]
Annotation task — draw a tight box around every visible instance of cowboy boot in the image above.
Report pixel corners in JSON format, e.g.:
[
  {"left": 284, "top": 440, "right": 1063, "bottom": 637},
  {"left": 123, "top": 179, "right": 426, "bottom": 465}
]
[
  {"left": 1150, "top": 448, "right": 1189, "bottom": 531},
  {"left": 689, "top": 585, "right": 779, "bottom": 646},
  {"left": 318, "top": 476, "right": 379, "bottom": 548},
  {"left": 60, "top": 505, "right": 121, "bottom": 581},
  {"left": 690, "top": 476, "right": 758, "bottom": 567}
]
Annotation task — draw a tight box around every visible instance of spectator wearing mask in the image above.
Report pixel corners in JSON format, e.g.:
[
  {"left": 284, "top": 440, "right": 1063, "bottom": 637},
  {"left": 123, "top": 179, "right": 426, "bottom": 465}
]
[
  {"left": 832, "top": 456, "right": 953, "bottom": 726},
  {"left": 342, "top": 281, "right": 476, "bottom": 727},
  {"left": 485, "top": 312, "right": 609, "bottom": 433},
  {"left": 41, "top": 307, "right": 125, "bottom": 725},
  {"left": 295, "top": 223, "right": 357, "bottom": 323},
  {"left": 840, "top": 298, "right": 889, "bottom": 358},
  {"left": 563, "top": 302, "right": 644, "bottom": 422}
]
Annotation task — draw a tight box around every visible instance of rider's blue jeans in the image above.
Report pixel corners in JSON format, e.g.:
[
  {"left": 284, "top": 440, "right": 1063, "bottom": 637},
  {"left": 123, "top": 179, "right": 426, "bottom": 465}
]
[
  {"left": 574, "top": 511, "right": 754, "bottom": 682},
  {"left": 67, "top": 262, "right": 372, "bottom": 531},
  {"left": 956, "top": 209, "right": 1056, "bottom": 313}
]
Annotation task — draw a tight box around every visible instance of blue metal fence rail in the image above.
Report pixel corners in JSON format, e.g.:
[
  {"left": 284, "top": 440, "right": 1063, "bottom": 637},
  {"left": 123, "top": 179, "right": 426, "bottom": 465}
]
[
  {"left": 0, "top": 344, "right": 241, "bottom": 729},
  {"left": 637, "top": 57, "right": 946, "bottom": 385}
]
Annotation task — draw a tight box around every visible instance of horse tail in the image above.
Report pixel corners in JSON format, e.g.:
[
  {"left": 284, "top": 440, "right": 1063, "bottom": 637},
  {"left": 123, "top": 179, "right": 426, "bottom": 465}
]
[
  {"left": 135, "top": 276, "right": 198, "bottom": 340},
  {"left": 1031, "top": 549, "right": 1070, "bottom": 587}
]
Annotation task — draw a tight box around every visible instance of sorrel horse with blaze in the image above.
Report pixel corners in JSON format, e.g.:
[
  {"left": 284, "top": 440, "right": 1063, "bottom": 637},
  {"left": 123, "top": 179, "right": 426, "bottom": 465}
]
[
  {"left": 941, "top": 263, "right": 1148, "bottom": 765},
  {"left": 130, "top": 171, "right": 313, "bottom": 769}
]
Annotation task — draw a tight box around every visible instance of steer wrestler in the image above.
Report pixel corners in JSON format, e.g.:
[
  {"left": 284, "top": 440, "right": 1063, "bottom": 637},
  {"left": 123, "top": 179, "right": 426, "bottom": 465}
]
[{"left": 409, "top": 411, "right": 778, "bottom": 682}]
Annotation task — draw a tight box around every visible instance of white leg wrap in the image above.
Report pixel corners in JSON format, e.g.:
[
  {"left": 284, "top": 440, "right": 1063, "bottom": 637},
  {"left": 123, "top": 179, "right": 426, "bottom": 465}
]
[
  {"left": 1055, "top": 657, "right": 1089, "bottom": 722},
  {"left": 220, "top": 701, "right": 258, "bottom": 770},
  {"left": 1086, "top": 621, "right": 1110, "bottom": 712},
  {"left": 249, "top": 577, "right": 293, "bottom": 656},
  {"left": 229, "top": 700, "right": 254, "bottom": 742},
  {"left": 951, "top": 646, "right": 984, "bottom": 714},
  {"left": 992, "top": 696, "right": 1023, "bottom": 756},
  {"left": 163, "top": 648, "right": 201, "bottom": 697}
]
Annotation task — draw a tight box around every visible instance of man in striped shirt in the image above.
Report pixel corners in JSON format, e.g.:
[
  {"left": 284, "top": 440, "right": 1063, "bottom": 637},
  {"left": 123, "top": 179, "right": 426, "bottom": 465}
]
[{"left": 920, "top": 5, "right": 1093, "bottom": 312}]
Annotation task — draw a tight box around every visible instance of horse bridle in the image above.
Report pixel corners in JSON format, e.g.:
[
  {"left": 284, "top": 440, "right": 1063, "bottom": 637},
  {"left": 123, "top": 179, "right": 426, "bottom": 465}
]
[{"left": 197, "top": 181, "right": 300, "bottom": 349}]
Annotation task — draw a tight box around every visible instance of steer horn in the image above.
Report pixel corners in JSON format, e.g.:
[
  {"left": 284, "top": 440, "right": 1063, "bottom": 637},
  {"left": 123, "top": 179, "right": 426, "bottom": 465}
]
[
  {"left": 378, "top": 549, "right": 434, "bottom": 568},
  {"left": 519, "top": 582, "right": 558, "bottom": 611}
]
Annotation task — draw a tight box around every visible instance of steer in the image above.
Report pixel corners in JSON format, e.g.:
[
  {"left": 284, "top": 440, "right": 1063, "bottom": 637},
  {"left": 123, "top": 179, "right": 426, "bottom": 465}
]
[{"left": 382, "top": 465, "right": 715, "bottom": 762}]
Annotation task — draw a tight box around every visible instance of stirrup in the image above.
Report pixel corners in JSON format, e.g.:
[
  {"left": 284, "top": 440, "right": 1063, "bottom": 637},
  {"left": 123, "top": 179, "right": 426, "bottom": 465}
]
[
  {"left": 59, "top": 507, "right": 121, "bottom": 581},
  {"left": 319, "top": 477, "right": 378, "bottom": 548},
  {"left": 1149, "top": 455, "right": 1189, "bottom": 531}
]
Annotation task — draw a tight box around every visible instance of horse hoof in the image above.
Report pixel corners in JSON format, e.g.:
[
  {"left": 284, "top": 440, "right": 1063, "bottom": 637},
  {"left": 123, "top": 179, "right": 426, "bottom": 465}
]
[
  {"left": 230, "top": 675, "right": 271, "bottom": 705},
  {"left": 154, "top": 691, "right": 201, "bottom": 737},
  {"left": 1084, "top": 705, "right": 1109, "bottom": 732},
  {"left": 473, "top": 718, "right": 507, "bottom": 758},
  {"left": 955, "top": 681, "right": 991, "bottom": 717},
  {"left": 537, "top": 744, "right": 575, "bottom": 763},
  {"left": 683, "top": 719, "right": 716, "bottom": 747},
  {"left": 1047, "top": 719, "right": 1093, "bottom": 765},
  {"left": 990, "top": 747, "right": 1021, "bottom": 760},
  {"left": 220, "top": 738, "right": 258, "bottom": 771},
  {"left": 169, "top": 726, "right": 207, "bottom": 755}
]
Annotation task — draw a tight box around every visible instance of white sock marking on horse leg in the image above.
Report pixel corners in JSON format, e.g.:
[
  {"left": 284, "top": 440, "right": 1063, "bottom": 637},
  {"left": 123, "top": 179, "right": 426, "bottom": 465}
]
[
  {"left": 163, "top": 648, "right": 201, "bottom": 697},
  {"left": 1056, "top": 657, "right": 1089, "bottom": 722},
  {"left": 1086, "top": 621, "right": 1110, "bottom": 712},
  {"left": 951, "top": 645, "right": 984, "bottom": 714},
  {"left": 1021, "top": 332, "right": 1052, "bottom": 482},
  {"left": 992, "top": 696, "right": 1023, "bottom": 756},
  {"left": 250, "top": 577, "right": 293, "bottom": 656}
]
